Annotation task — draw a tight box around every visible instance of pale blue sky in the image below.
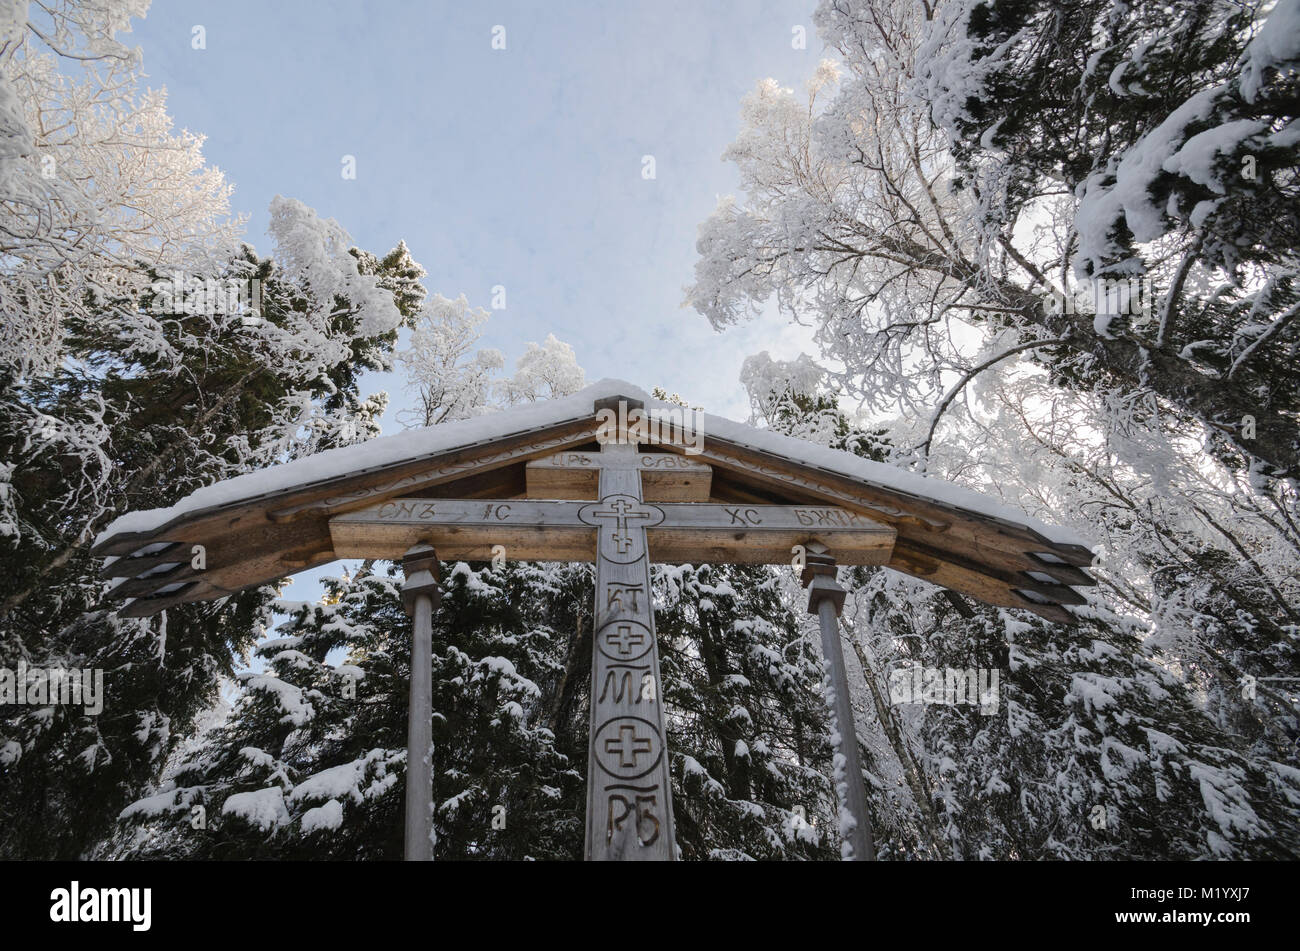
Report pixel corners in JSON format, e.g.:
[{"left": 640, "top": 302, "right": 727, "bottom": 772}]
[
  {"left": 124, "top": 1, "right": 824, "bottom": 633},
  {"left": 128, "top": 0, "right": 821, "bottom": 423}
]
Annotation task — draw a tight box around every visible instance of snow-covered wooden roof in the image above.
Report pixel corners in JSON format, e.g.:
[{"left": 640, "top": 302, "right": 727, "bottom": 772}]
[{"left": 94, "top": 379, "right": 1095, "bottom": 622}]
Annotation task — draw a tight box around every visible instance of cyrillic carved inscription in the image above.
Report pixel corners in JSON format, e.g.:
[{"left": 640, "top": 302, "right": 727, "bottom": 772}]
[
  {"left": 793, "top": 507, "right": 872, "bottom": 526},
  {"left": 638, "top": 454, "right": 703, "bottom": 470},
  {"left": 606, "top": 582, "right": 644, "bottom": 613},
  {"left": 599, "top": 665, "right": 650, "bottom": 704},
  {"left": 607, "top": 785, "right": 661, "bottom": 847}
]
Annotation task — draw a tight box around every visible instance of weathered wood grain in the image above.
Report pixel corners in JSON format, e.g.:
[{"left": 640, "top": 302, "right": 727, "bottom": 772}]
[
  {"left": 326, "top": 497, "right": 896, "bottom": 566},
  {"left": 583, "top": 442, "right": 676, "bottom": 860},
  {"left": 526, "top": 449, "right": 713, "bottom": 501}
]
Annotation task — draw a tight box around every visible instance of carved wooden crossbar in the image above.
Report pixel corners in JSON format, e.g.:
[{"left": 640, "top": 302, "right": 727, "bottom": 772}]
[{"left": 326, "top": 497, "right": 897, "bottom": 565}]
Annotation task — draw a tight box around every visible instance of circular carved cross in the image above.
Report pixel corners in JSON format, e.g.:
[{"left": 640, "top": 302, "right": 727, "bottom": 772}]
[
  {"left": 593, "top": 716, "right": 664, "bottom": 780},
  {"left": 596, "top": 618, "right": 654, "bottom": 663}
]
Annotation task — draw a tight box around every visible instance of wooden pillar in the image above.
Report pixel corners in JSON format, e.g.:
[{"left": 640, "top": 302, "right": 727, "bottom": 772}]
[
  {"left": 580, "top": 439, "right": 676, "bottom": 860},
  {"left": 401, "top": 543, "right": 441, "bottom": 861},
  {"left": 802, "top": 545, "right": 876, "bottom": 861}
]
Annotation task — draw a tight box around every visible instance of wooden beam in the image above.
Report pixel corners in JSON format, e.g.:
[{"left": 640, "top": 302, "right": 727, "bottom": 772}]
[
  {"left": 98, "top": 544, "right": 186, "bottom": 580},
  {"left": 268, "top": 421, "right": 602, "bottom": 521},
  {"left": 526, "top": 450, "right": 713, "bottom": 501},
  {"left": 583, "top": 441, "right": 676, "bottom": 860},
  {"left": 889, "top": 541, "right": 1082, "bottom": 623},
  {"left": 690, "top": 440, "right": 1094, "bottom": 598},
  {"left": 327, "top": 498, "right": 896, "bottom": 566},
  {"left": 102, "top": 516, "right": 335, "bottom": 605}
]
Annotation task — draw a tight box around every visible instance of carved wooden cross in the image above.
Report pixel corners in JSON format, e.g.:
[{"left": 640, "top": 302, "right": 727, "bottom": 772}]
[
  {"left": 96, "top": 382, "right": 1095, "bottom": 861},
  {"left": 328, "top": 428, "right": 894, "bottom": 861},
  {"left": 96, "top": 384, "right": 1095, "bottom": 860}
]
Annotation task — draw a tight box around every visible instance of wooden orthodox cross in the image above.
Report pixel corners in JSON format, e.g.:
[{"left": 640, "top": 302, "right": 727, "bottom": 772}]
[
  {"left": 329, "top": 416, "right": 894, "bottom": 860},
  {"left": 575, "top": 439, "right": 676, "bottom": 860},
  {"left": 94, "top": 384, "right": 1095, "bottom": 862}
]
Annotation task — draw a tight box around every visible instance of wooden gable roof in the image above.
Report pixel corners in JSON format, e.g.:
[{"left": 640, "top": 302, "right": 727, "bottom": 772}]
[{"left": 93, "top": 380, "right": 1095, "bottom": 622}]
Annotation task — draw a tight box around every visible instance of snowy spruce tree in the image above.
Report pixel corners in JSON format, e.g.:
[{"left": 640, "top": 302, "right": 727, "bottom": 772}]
[
  {"left": 0, "top": 2, "right": 442, "bottom": 859},
  {"left": 0, "top": 200, "right": 424, "bottom": 857},
  {"left": 911, "top": 0, "right": 1300, "bottom": 478},
  {"left": 112, "top": 560, "right": 591, "bottom": 860},
  {"left": 655, "top": 560, "right": 840, "bottom": 860}
]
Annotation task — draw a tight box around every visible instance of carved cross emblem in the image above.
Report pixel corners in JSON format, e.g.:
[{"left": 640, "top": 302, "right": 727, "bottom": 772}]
[
  {"left": 604, "top": 724, "right": 653, "bottom": 768},
  {"left": 578, "top": 494, "right": 664, "bottom": 564},
  {"left": 593, "top": 716, "right": 664, "bottom": 780},
  {"left": 592, "top": 497, "right": 651, "bottom": 553},
  {"left": 605, "top": 623, "right": 646, "bottom": 657}
]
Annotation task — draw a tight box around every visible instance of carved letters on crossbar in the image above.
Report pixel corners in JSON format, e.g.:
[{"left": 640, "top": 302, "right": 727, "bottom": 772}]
[{"left": 327, "top": 497, "right": 895, "bottom": 565}]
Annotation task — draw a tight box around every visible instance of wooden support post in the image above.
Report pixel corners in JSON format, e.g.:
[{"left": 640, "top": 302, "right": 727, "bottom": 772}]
[
  {"left": 582, "top": 439, "right": 677, "bottom": 860},
  {"left": 802, "top": 545, "right": 876, "bottom": 861},
  {"left": 401, "top": 543, "right": 441, "bottom": 861}
]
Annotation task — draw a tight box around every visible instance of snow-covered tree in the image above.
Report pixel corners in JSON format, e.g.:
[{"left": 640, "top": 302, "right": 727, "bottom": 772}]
[
  {"left": 498, "top": 334, "right": 586, "bottom": 404},
  {"left": 397, "top": 293, "right": 504, "bottom": 427},
  {"left": 0, "top": 0, "right": 239, "bottom": 378},
  {"left": 656, "top": 561, "right": 840, "bottom": 859},
  {"left": 397, "top": 302, "right": 584, "bottom": 426},
  {"left": 0, "top": 192, "right": 423, "bottom": 857},
  {"left": 911, "top": 0, "right": 1300, "bottom": 479},
  {"left": 112, "top": 561, "right": 588, "bottom": 860},
  {"left": 744, "top": 362, "right": 1300, "bottom": 858},
  {"left": 688, "top": 0, "right": 1300, "bottom": 483}
]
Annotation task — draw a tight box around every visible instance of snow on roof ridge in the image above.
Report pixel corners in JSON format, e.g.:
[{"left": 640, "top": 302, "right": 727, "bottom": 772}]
[
  {"left": 96, "top": 379, "right": 633, "bottom": 545},
  {"left": 96, "top": 377, "right": 1091, "bottom": 551},
  {"left": 677, "top": 391, "right": 1091, "bottom": 550}
]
